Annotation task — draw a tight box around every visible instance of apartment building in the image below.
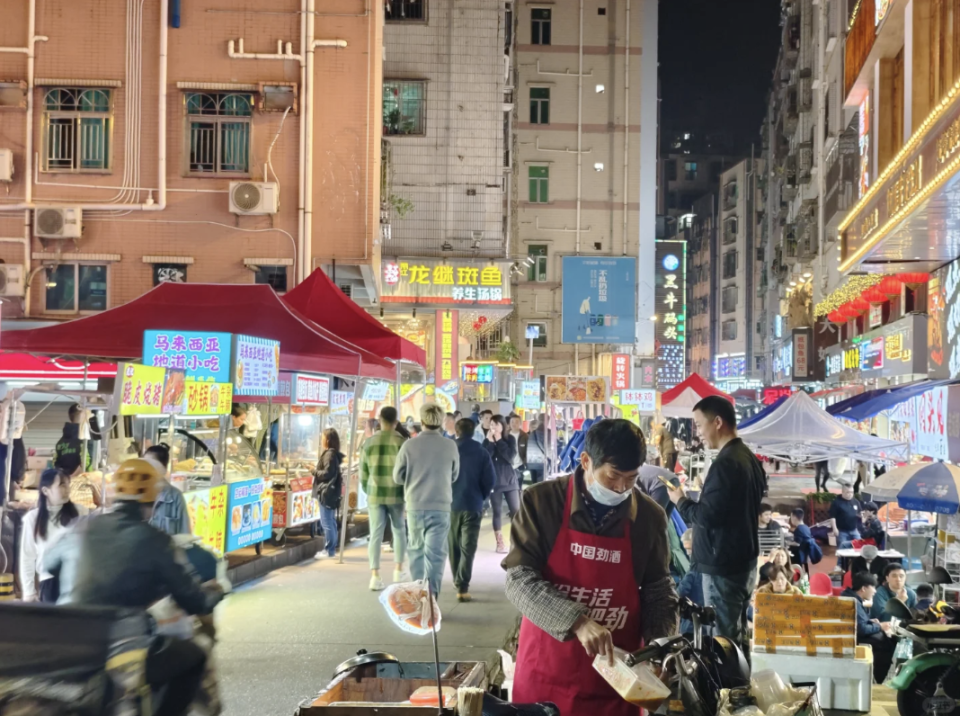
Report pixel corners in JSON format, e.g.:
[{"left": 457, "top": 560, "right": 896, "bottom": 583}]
[
  {"left": 509, "top": 0, "right": 658, "bottom": 375},
  {"left": 685, "top": 193, "right": 717, "bottom": 380},
  {"left": 0, "top": 0, "right": 382, "bottom": 321}
]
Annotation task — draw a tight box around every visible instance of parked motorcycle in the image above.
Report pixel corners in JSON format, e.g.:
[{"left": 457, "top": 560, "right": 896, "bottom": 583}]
[
  {"left": 885, "top": 567, "right": 960, "bottom": 716},
  {"left": 626, "top": 597, "right": 751, "bottom": 716}
]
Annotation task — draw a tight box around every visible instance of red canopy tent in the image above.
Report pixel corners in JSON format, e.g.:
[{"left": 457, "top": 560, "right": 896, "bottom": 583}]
[
  {"left": 283, "top": 269, "right": 427, "bottom": 367},
  {"left": 660, "top": 374, "right": 734, "bottom": 418},
  {"left": 1, "top": 283, "right": 395, "bottom": 379}
]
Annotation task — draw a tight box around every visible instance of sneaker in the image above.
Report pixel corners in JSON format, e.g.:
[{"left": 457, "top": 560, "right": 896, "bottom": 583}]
[
  {"left": 383, "top": 543, "right": 394, "bottom": 553},
  {"left": 315, "top": 551, "right": 330, "bottom": 560},
  {"left": 393, "top": 569, "right": 409, "bottom": 583},
  {"left": 369, "top": 576, "right": 385, "bottom": 591},
  {"left": 495, "top": 532, "right": 507, "bottom": 554},
  {"left": 457, "top": 593, "right": 472, "bottom": 603}
]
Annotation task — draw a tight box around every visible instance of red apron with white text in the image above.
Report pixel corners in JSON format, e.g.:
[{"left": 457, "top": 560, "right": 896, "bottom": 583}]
[{"left": 512, "top": 477, "right": 642, "bottom": 715}]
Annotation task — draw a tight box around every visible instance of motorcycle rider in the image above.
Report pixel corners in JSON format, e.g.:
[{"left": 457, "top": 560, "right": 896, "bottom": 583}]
[{"left": 71, "top": 458, "right": 223, "bottom": 716}]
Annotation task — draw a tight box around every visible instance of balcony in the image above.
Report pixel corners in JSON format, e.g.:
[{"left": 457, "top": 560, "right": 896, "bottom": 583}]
[
  {"left": 784, "top": 88, "right": 799, "bottom": 135},
  {"left": 798, "top": 141, "right": 814, "bottom": 184},
  {"left": 781, "top": 155, "right": 798, "bottom": 200},
  {"left": 722, "top": 180, "right": 739, "bottom": 211},
  {"left": 783, "top": 14, "right": 801, "bottom": 69},
  {"left": 823, "top": 137, "right": 858, "bottom": 230},
  {"left": 799, "top": 71, "right": 813, "bottom": 113}
]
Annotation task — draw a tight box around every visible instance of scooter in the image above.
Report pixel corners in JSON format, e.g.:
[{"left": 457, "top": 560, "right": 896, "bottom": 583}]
[{"left": 885, "top": 567, "right": 960, "bottom": 716}]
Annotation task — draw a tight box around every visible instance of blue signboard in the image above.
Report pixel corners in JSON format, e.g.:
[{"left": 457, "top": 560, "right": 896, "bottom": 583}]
[
  {"left": 225, "top": 478, "right": 272, "bottom": 552},
  {"left": 561, "top": 257, "right": 637, "bottom": 344},
  {"left": 143, "top": 330, "right": 233, "bottom": 383}
]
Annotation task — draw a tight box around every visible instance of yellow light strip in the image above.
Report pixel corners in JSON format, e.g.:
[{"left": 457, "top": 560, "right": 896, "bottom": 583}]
[
  {"left": 840, "top": 151, "right": 960, "bottom": 271},
  {"left": 848, "top": 0, "right": 864, "bottom": 31},
  {"left": 838, "top": 76, "right": 960, "bottom": 272}
]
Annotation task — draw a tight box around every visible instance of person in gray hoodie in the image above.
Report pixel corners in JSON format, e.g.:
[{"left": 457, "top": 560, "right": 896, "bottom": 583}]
[{"left": 393, "top": 403, "right": 460, "bottom": 596}]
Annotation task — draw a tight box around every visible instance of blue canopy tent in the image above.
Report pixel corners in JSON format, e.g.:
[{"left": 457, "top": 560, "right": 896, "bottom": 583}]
[
  {"left": 738, "top": 395, "right": 788, "bottom": 429},
  {"left": 826, "top": 379, "right": 956, "bottom": 422}
]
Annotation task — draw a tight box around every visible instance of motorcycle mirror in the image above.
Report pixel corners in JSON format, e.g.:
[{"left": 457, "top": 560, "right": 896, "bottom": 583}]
[
  {"left": 926, "top": 566, "right": 954, "bottom": 586},
  {"left": 884, "top": 597, "right": 913, "bottom": 621}
]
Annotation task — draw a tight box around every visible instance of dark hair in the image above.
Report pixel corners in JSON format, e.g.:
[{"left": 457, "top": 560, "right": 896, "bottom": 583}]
[
  {"left": 35, "top": 468, "right": 79, "bottom": 541},
  {"left": 322, "top": 428, "right": 341, "bottom": 452},
  {"left": 791, "top": 508, "right": 805, "bottom": 521},
  {"left": 144, "top": 442, "right": 170, "bottom": 468},
  {"left": 766, "top": 565, "right": 792, "bottom": 583},
  {"left": 693, "top": 395, "right": 737, "bottom": 430},
  {"left": 583, "top": 419, "right": 646, "bottom": 471},
  {"left": 862, "top": 501, "right": 879, "bottom": 513},
  {"left": 453, "top": 411, "right": 462, "bottom": 420},
  {"left": 379, "top": 406, "right": 398, "bottom": 423},
  {"left": 490, "top": 414, "right": 506, "bottom": 428},
  {"left": 480, "top": 409, "right": 493, "bottom": 417},
  {"left": 445, "top": 412, "right": 455, "bottom": 420},
  {"left": 455, "top": 418, "right": 476, "bottom": 439},
  {"left": 883, "top": 562, "right": 906, "bottom": 580},
  {"left": 852, "top": 571, "right": 879, "bottom": 591},
  {"left": 760, "top": 503, "right": 773, "bottom": 513},
  {"left": 916, "top": 583, "right": 934, "bottom": 599},
  {"left": 68, "top": 403, "right": 82, "bottom": 422},
  {"left": 231, "top": 404, "right": 246, "bottom": 418},
  {"left": 54, "top": 451, "right": 82, "bottom": 476}
]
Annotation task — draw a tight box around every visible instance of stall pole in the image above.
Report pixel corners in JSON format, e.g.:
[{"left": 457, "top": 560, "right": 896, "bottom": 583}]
[
  {"left": 528, "top": 335, "right": 534, "bottom": 368},
  {"left": 907, "top": 509, "right": 912, "bottom": 569},
  {"left": 395, "top": 362, "right": 402, "bottom": 412},
  {"left": 80, "top": 360, "right": 90, "bottom": 470},
  {"left": 264, "top": 396, "right": 273, "bottom": 475},
  {"left": 337, "top": 379, "right": 361, "bottom": 564},
  {"left": 1, "top": 389, "right": 18, "bottom": 508}
]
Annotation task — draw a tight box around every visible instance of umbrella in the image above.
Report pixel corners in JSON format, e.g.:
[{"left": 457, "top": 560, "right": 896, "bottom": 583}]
[{"left": 865, "top": 462, "right": 960, "bottom": 513}]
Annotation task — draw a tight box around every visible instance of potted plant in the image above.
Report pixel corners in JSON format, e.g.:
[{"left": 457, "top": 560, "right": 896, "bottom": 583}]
[{"left": 807, "top": 490, "right": 837, "bottom": 526}]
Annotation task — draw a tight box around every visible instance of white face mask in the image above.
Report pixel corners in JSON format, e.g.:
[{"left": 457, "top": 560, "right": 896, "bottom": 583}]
[{"left": 586, "top": 474, "right": 632, "bottom": 507}]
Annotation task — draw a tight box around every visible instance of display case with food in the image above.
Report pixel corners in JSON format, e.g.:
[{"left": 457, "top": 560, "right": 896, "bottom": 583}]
[{"left": 543, "top": 375, "right": 619, "bottom": 479}]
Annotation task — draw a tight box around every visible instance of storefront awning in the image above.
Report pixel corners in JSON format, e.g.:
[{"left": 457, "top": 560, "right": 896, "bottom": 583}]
[
  {"left": 826, "top": 378, "right": 957, "bottom": 422},
  {"left": 1, "top": 283, "right": 395, "bottom": 379},
  {"left": 283, "top": 269, "right": 426, "bottom": 368},
  {"left": 0, "top": 353, "right": 116, "bottom": 381}
]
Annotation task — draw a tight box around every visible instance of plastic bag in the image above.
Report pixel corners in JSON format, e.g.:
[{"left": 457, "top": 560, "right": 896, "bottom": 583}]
[
  {"left": 592, "top": 647, "right": 670, "bottom": 710},
  {"left": 378, "top": 580, "right": 442, "bottom": 635}
]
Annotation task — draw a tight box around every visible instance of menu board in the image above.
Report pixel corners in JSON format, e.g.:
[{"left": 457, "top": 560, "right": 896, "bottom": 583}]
[
  {"left": 272, "top": 476, "right": 319, "bottom": 528},
  {"left": 225, "top": 478, "right": 273, "bottom": 552},
  {"left": 520, "top": 381, "right": 541, "bottom": 410},
  {"left": 184, "top": 486, "right": 227, "bottom": 556},
  {"left": 294, "top": 374, "right": 330, "bottom": 406},
  {"left": 362, "top": 381, "right": 390, "bottom": 402},
  {"left": 545, "top": 376, "right": 608, "bottom": 403},
  {"left": 235, "top": 335, "right": 281, "bottom": 396},
  {"left": 330, "top": 390, "right": 352, "bottom": 415},
  {"left": 462, "top": 363, "right": 494, "bottom": 383},
  {"left": 185, "top": 381, "right": 233, "bottom": 416},
  {"left": 119, "top": 363, "right": 166, "bottom": 416},
  {"left": 143, "top": 330, "right": 233, "bottom": 383}
]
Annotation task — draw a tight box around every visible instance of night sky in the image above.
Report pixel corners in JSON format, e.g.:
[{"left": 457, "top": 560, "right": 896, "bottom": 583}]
[{"left": 659, "top": 0, "right": 782, "bottom": 155}]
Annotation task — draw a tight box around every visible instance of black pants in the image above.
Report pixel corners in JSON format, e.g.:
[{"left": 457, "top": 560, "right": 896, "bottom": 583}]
[
  {"left": 862, "top": 632, "right": 896, "bottom": 683},
  {"left": 449, "top": 510, "right": 482, "bottom": 593},
  {"left": 38, "top": 577, "right": 59, "bottom": 604},
  {"left": 662, "top": 452, "right": 678, "bottom": 471},
  {"left": 146, "top": 637, "right": 207, "bottom": 716},
  {"left": 814, "top": 461, "right": 830, "bottom": 492},
  {"left": 491, "top": 490, "right": 520, "bottom": 531}
]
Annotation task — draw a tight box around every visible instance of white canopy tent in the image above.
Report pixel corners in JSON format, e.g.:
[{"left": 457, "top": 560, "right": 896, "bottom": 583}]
[{"left": 737, "top": 391, "right": 909, "bottom": 464}]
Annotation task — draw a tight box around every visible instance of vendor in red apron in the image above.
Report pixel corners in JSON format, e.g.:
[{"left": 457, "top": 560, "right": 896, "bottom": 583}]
[{"left": 502, "top": 419, "right": 679, "bottom": 715}]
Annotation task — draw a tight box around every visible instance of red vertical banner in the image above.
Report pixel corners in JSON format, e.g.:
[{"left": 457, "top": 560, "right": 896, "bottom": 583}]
[
  {"left": 435, "top": 310, "right": 459, "bottom": 386},
  {"left": 612, "top": 353, "right": 631, "bottom": 390}
]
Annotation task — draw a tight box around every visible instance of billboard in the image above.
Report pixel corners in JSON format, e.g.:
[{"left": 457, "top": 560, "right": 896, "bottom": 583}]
[
  {"left": 654, "top": 241, "right": 687, "bottom": 390},
  {"left": 561, "top": 257, "right": 637, "bottom": 344}
]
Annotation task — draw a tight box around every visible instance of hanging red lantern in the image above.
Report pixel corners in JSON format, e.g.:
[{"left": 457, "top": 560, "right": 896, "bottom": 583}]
[
  {"left": 898, "top": 271, "right": 930, "bottom": 288},
  {"left": 473, "top": 321, "right": 481, "bottom": 331},
  {"left": 828, "top": 310, "right": 848, "bottom": 324},
  {"left": 839, "top": 302, "right": 862, "bottom": 319},
  {"left": 850, "top": 297, "right": 871, "bottom": 313},
  {"left": 879, "top": 275, "right": 903, "bottom": 297},
  {"left": 478, "top": 316, "right": 488, "bottom": 325},
  {"left": 861, "top": 286, "right": 888, "bottom": 303}
]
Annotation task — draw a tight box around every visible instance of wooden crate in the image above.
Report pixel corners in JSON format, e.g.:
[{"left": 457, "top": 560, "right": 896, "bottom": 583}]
[
  {"left": 752, "top": 592, "right": 857, "bottom": 659},
  {"left": 298, "top": 661, "right": 485, "bottom": 715}
]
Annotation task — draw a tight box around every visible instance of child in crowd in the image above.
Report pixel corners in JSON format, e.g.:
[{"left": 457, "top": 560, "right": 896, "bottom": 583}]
[{"left": 915, "top": 583, "right": 935, "bottom": 613}]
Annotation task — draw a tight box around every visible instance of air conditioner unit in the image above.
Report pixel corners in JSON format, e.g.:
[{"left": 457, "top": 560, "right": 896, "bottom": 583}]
[
  {"left": 35, "top": 207, "right": 82, "bottom": 239},
  {"left": 229, "top": 181, "right": 279, "bottom": 215},
  {"left": 0, "top": 264, "right": 25, "bottom": 297}
]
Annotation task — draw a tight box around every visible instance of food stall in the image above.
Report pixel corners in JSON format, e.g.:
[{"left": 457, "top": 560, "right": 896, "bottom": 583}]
[{"left": 543, "top": 376, "right": 620, "bottom": 478}]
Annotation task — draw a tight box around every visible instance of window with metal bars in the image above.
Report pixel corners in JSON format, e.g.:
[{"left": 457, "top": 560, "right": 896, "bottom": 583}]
[
  {"left": 383, "top": 81, "right": 426, "bottom": 136},
  {"left": 477, "top": 323, "right": 506, "bottom": 357},
  {"left": 42, "top": 88, "right": 112, "bottom": 172},
  {"left": 185, "top": 92, "right": 252, "bottom": 175},
  {"left": 385, "top": 0, "right": 425, "bottom": 21}
]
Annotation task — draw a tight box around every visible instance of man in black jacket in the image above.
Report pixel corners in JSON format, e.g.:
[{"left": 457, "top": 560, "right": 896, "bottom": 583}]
[
  {"left": 450, "top": 419, "right": 496, "bottom": 602},
  {"left": 668, "top": 395, "right": 765, "bottom": 646}
]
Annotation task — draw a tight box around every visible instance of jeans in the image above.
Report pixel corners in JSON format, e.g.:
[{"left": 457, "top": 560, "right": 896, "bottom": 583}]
[
  {"left": 838, "top": 529, "right": 862, "bottom": 550},
  {"left": 147, "top": 636, "right": 207, "bottom": 716},
  {"left": 407, "top": 510, "right": 451, "bottom": 597},
  {"left": 702, "top": 562, "right": 757, "bottom": 647},
  {"left": 318, "top": 506, "right": 338, "bottom": 557},
  {"left": 368, "top": 503, "right": 407, "bottom": 570},
  {"left": 491, "top": 489, "right": 520, "bottom": 531},
  {"left": 449, "top": 511, "right": 482, "bottom": 593}
]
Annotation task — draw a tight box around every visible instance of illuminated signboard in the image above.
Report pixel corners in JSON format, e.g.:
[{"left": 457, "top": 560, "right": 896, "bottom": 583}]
[
  {"left": 611, "top": 353, "right": 631, "bottom": 390},
  {"left": 763, "top": 387, "right": 793, "bottom": 406},
  {"left": 119, "top": 363, "right": 166, "bottom": 416},
  {"left": 561, "top": 257, "right": 637, "bottom": 344},
  {"left": 435, "top": 310, "right": 459, "bottom": 386},
  {"left": 462, "top": 363, "right": 494, "bottom": 384},
  {"left": 861, "top": 336, "right": 885, "bottom": 371},
  {"left": 876, "top": 0, "right": 891, "bottom": 25},
  {"left": 143, "top": 330, "right": 232, "bottom": 383},
  {"left": 655, "top": 240, "right": 687, "bottom": 390},
  {"left": 294, "top": 374, "right": 330, "bottom": 406},
  {"left": 859, "top": 94, "right": 870, "bottom": 198},
  {"left": 234, "top": 335, "right": 280, "bottom": 397},
  {"left": 793, "top": 329, "right": 811, "bottom": 381},
  {"left": 381, "top": 259, "right": 511, "bottom": 305},
  {"left": 715, "top": 355, "right": 746, "bottom": 380},
  {"left": 621, "top": 389, "right": 657, "bottom": 412}
]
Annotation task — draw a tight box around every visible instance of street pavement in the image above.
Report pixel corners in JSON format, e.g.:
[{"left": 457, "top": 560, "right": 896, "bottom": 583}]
[{"left": 216, "top": 520, "right": 519, "bottom": 716}]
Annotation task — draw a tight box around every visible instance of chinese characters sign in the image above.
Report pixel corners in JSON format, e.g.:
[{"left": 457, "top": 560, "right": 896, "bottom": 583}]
[
  {"left": 294, "top": 374, "right": 330, "bottom": 406},
  {"left": 792, "top": 329, "right": 811, "bottom": 381},
  {"left": 620, "top": 389, "right": 657, "bottom": 413},
  {"left": 654, "top": 241, "right": 687, "bottom": 390},
  {"left": 435, "top": 310, "right": 459, "bottom": 385},
  {"left": 381, "top": 259, "right": 511, "bottom": 305},
  {"left": 329, "top": 390, "right": 353, "bottom": 415},
  {"left": 611, "top": 354, "right": 630, "bottom": 390},
  {"left": 462, "top": 363, "right": 494, "bottom": 383},
  {"left": 119, "top": 363, "right": 166, "bottom": 416},
  {"left": 185, "top": 486, "right": 227, "bottom": 556},
  {"left": 561, "top": 257, "right": 637, "bottom": 344},
  {"left": 225, "top": 478, "right": 272, "bottom": 553},
  {"left": 763, "top": 387, "right": 793, "bottom": 406},
  {"left": 185, "top": 381, "right": 233, "bottom": 416},
  {"left": 362, "top": 380, "right": 389, "bottom": 402},
  {"left": 520, "top": 380, "right": 541, "bottom": 410},
  {"left": 234, "top": 335, "right": 280, "bottom": 397},
  {"left": 143, "top": 330, "right": 232, "bottom": 383}
]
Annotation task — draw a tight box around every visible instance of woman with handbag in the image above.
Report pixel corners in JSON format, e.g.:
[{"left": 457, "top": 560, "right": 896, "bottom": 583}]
[{"left": 314, "top": 429, "right": 344, "bottom": 559}]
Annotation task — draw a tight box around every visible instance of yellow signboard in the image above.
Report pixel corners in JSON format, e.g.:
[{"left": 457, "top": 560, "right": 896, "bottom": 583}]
[
  {"left": 119, "top": 363, "right": 167, "bottom": 416},
  {"left": 184, "top": 485, "right": 228, "bottom": 556},
  {"left": 185, "top": 380, "right": 234, "bottom": 416}
]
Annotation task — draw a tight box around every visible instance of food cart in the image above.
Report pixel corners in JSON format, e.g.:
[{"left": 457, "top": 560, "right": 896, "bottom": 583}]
[{"left": 543, "top": 375, "right": 620, "bottom": 478}]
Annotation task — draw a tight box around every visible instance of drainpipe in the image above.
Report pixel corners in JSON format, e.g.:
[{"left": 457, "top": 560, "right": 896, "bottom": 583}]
[
  {"left": 298, "top": 0, "right": 307, "bottom": 284},
  {"left": 621, "top": 0, "right": 630, "bottom": 256},
  {"left": 575, "top": 0, "right": 584, "bottom": 255},
  {"left": 816, "top": 0, "right": 826, "bottom": 299}
]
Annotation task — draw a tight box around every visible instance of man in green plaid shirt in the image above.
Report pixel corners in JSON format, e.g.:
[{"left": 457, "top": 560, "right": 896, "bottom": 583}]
[{"left": 361, "top": 406, "right": 408, "bottom": 591}]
